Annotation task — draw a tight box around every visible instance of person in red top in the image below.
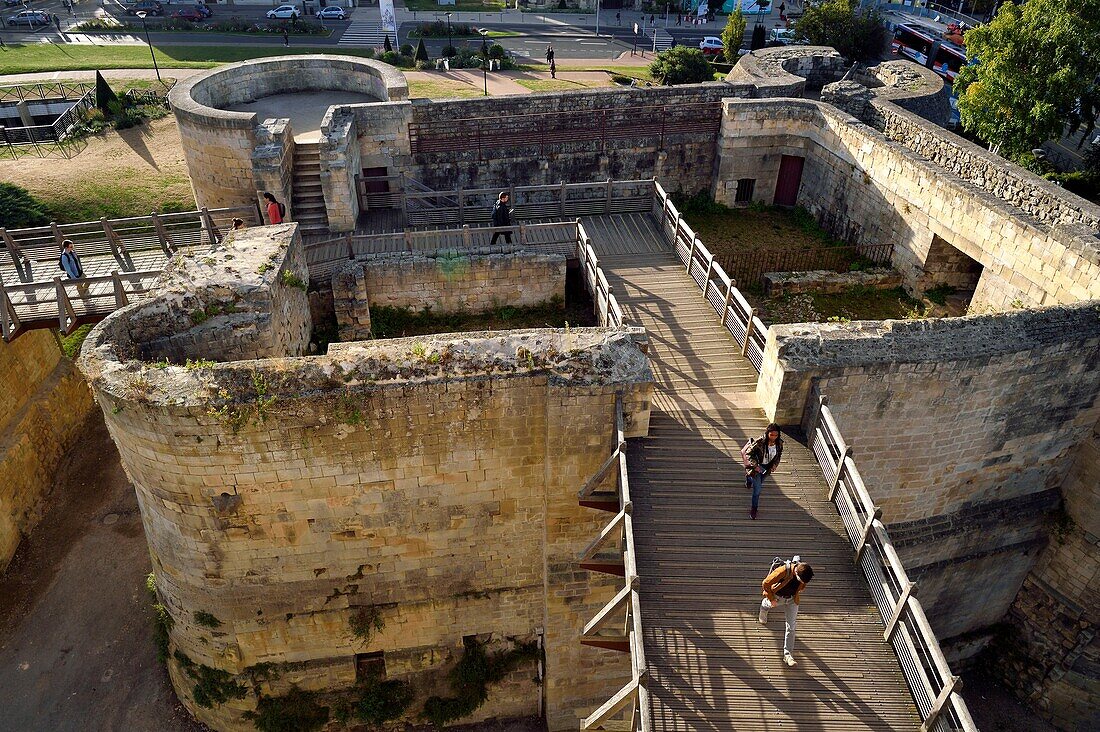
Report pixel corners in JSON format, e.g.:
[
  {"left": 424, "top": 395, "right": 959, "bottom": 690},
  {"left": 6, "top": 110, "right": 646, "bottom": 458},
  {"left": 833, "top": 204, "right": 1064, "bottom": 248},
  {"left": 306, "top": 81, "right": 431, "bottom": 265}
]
[{"left": 263, "top": 192, "right": 285, "bottom": 224}]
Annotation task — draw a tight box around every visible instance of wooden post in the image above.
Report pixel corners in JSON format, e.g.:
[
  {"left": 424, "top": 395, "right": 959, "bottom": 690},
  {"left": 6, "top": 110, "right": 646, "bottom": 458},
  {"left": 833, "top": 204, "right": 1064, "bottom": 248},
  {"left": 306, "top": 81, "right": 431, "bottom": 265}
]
[
  {"left": 112, "top": 271, "right": 129, "bottom": 308},
  {"left": 883, "top": 581, "right": 916, "bottom": 643},
  {"left": 0, "top": 282, "right": 19, "bottom": 340},
  {"left": 560, "top": 180, "right": 567, "bottom": 217},
  {"left": 55, "top": 277, "right": 73, "bottom": 332},
  {"left": 462, "top": 224, "right": 472, "bottom": 249},
  {"left": 50, "top": 221, "right": 66, "bottom": 249},
  {"left": 827, "top": 445, "right": 854, "bottom": 501},
  {"left": 200, "top": 207, "right": 222, "bottom": 245},
  {"left": 854, "top": 508, "right": 883, "bottom": 564},
  {"left": 151, "top": 212, "right": 175, "bottom": 254},
  {"left": 457, "top": 187, "right": 465, "bottom": 226},
  {"left": 740, "top": 308, "right": 756, "bottom": 356},
  {"left": 404, "top": 229, "right": 414, "bottom": 252},
  {"left": 101, "top": 217, "right": 128, "bottom": 259},
  {"left": 919, "top": 676, "right": 962, "bottom": 732},
  {"left": 518, "top": 224, "right": 527, "bottom": 247},
  {"left": 605, "top": 178, "right": 613, "bottom": 214},
  {"left": 345, "top": 232, "right": 354, "bottom": 260},
  {"left": 399, "top": 172, "right": 408, "bottom": 223},
  {"left": 1, "top": 228, "right": 26, "bottom": 280},
  {"left": 686, "top": 237, "right": 697, "bottom": 273},
  {"left": 720, "top": 280, "right": 735, "bottom": 324},
  {"left": 702, "top": 256, "right": 715, "bottom": 294}
]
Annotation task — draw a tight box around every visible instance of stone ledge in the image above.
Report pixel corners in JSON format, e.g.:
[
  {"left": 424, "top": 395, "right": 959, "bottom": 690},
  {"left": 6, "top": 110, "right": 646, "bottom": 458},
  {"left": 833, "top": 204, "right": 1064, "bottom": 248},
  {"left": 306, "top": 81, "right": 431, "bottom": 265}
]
[{"left": 763, "top": 268, "right": 901, "bottom": 297}]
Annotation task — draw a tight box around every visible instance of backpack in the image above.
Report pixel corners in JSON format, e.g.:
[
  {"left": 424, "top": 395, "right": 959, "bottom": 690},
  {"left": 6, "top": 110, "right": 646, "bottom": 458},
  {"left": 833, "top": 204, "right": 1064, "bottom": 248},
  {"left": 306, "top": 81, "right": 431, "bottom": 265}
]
[
  {"left": 769, "top": 555, "right": 800, "bottom": 580},
  {"left": 58, "top": 255, "right": 65, "bottom": 271},
  {"left": 278, "top": 201, "right": 286, "bottom": 218}
]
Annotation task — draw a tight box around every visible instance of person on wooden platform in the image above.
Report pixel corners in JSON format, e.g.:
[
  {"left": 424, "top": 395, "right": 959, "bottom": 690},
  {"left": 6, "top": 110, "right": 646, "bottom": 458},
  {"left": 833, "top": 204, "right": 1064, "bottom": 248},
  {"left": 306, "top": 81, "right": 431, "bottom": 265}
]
[
  {"left": 760, "top": 558, "right": 814, "bottom": 667},
  {"left": 741, "top": 423, "right": 783, "bottom": 520}
]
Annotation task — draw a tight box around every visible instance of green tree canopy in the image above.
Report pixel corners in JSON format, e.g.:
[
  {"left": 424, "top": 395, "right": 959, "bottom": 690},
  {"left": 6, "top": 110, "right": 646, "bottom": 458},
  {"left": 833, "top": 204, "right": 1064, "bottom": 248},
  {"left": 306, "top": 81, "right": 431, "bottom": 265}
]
[
  {"left": 793, "top": 0, "right": 886, "bottom": 63},
  {"left": 649, "top": 47, "right": 714, "bottom": 85},
  {"left": 722, "top": 9, "right": 747, "bottom": 64},
  {"left": 954, "top": 0, "right": 1100, "bottom": 158},
  {"left": 0, "top": 183, "right": 50, "bottom": 230}
]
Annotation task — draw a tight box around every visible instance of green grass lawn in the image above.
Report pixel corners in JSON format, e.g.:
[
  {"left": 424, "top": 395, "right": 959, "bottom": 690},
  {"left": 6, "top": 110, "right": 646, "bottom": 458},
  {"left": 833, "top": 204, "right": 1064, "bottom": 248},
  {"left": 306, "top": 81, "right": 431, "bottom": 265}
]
[
  {"left": 514, "top": 77, "right": 610, "bottom": 92},
  {"left": 0, "top": 43, "right": 380, "bottom": 75},
  {"left": 752, "top": 287, "right": 925, "bottom": 325},
  {"left": 407, "top": 79, "right": 484, "bottom": 99},
  {"left": 404, "top": 0, "right": 506, "bottom": 10}
]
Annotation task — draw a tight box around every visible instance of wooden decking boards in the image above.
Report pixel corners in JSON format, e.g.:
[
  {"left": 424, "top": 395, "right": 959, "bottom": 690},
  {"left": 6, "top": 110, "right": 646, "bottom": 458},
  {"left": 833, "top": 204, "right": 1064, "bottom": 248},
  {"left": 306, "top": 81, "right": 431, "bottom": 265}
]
[{"left": 585, "top": 214, "right": 920, "bottom": 731}]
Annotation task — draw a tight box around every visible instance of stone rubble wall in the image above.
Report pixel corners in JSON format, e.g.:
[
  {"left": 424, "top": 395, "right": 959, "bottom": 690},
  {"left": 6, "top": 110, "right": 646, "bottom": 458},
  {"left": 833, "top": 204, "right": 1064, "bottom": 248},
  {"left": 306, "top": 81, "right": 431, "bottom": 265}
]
[
  {"left": 251, "top": 118, "right": 296, "bottom": 224},
  {"left": 0, "top": 331, "right": 95, "bottom": 571},
  {"left": 332, "top": 250, "right": 567, "bottom": 342},
  {"left": 78, "top": 226, "right": 654, "bottom": 732},
  {"left": 762, "top": 268, "right": 901, "bottom": 297},
  {"left": 755, "top": 302, "right": 1100, "bottom": 663}
]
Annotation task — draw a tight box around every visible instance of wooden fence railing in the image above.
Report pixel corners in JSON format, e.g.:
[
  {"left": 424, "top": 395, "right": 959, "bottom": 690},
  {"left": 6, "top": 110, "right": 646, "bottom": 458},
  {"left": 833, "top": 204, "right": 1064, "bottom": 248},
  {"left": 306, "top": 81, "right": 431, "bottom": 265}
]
[
  {"left": 355, "top": 175, "right": 653, "bottom": 229},
  {"left": 577, "top": 220, "right": 624, "bottom": 328},
  {"left": 577, "top": 393, "right": 650, "bottom": 732},
  {"left": 647, "top": 180, "right": 975, "bottom": 730},
  {"left": 805, "top": 388, "right": 978, "bottom": 732},
  {"left": 0, "top": 205, "right": 260, "bottom": 340}
]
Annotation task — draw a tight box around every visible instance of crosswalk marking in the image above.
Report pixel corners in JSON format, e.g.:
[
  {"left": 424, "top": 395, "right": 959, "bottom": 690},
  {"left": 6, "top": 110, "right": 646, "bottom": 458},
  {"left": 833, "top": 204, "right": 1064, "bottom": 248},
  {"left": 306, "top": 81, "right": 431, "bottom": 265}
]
[{"left": 337, "top": 17, "right": 390, "bottom": 47}]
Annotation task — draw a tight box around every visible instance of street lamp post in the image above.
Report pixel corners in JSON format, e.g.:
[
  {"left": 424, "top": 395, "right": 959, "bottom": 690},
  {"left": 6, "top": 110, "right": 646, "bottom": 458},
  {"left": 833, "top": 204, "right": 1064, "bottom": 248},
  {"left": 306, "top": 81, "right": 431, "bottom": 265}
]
[
  {"left": 135, "top": 11, "right": 161, "bottom": 83},
  {"left": 594, "top": 0, "right": 600, "bottom": 36},
  {"left": 479, "top": 28, "right": 489, "bottom": 96},
  {"left": 445, "top": 11, "right": 452, "bottom": 55}
]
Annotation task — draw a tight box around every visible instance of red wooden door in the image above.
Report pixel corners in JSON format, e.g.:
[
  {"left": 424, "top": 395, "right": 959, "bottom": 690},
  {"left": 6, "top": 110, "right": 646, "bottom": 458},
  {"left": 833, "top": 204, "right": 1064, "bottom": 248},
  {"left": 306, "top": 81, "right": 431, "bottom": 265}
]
[{"left": 774, "top": 155, "right": 805, "bottom": 206}]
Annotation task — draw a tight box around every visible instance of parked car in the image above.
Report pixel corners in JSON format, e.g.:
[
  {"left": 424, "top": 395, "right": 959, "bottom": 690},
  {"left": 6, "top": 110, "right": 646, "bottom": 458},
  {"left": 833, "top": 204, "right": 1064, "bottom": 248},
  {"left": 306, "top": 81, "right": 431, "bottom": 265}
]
[
  {"left": 171, "top": 6, "right": 205, "bottom": 21},
  {"left": 192, "top": 2, "right": 213, "bottom": 18},
  {"left": 316, "top": 5, "right": 346, "bottom": 20},
  {"left": 266, "top": 4, "right": 300, "bottom": 19},
  {"left": 3, "top": 0, "right": 27, "bottom": 7},
  {"left": 124, "top": 0, "right": 163, "bottom": 16},
  {"left": 699, "top": 36, "right": 724, "bottom": 56},
  {"left": 6, "top": 8, "right": 49, "bottom": 24},
  {"left": 767, "top": 28, "right": 806, "bottom": 46}
]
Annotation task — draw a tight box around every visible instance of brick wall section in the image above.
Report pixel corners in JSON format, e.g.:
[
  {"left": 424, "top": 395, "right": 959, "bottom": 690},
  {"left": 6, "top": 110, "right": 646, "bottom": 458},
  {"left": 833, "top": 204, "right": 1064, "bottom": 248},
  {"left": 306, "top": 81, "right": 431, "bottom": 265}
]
[
  {"left": 332, "top": 251, "right": 567, "bottom": 341},
  {"left": 716, "top": 100, "right": 1100, "bottom": 310},
  {"left": 0, "top": 331, "right": 95, "bottom": 570},
  {"left": 78, "top": 227, "right": 654, "bottom": 732}
]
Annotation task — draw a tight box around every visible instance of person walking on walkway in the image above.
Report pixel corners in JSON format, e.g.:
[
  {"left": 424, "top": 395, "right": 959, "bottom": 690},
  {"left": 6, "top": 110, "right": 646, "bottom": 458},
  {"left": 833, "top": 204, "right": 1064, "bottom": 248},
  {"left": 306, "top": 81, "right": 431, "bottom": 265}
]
[
  {"left": 545, "top": 44, "right": 554, "bottom": 64},
  {"left": 283, "top": 27, "right": 290, "bottom": 47},
  {"left": 760, "top": 559, "right": 814, "bottom": 667},
  {"left": 59, "top": 240, "right": 83, "bottom": 281},
  {"left": 740, "top": 422, "right": 783, "bottom": 520},
  {"left": 549, "top": 60, "right": 556, "bottom": 79},
  {"left": 489, "top": 191, "right": 513, "bottom": 245},
  {"left": 263, "top": 192, "right": 285, "bottom": 224}
]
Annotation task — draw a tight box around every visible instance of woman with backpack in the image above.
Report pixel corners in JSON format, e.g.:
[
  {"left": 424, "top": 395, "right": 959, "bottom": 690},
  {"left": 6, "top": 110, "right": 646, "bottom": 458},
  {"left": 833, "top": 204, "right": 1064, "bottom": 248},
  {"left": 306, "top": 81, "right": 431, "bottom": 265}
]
[
  {"left": 760, "top": 557, "right": 814, "bottom": 667},
  {"left": 740, "top": 422, "right": 783, "bottom": 520},
  {"left": 263, "top": 192, "right": 286, "bottom": 225}
]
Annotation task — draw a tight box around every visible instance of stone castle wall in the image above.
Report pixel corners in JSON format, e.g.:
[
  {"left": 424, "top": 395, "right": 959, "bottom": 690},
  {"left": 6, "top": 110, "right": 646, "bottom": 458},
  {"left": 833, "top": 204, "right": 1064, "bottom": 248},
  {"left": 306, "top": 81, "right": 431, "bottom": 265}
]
[
  {"left": 332, "top": 250, "right": 567, "bottom": 341},
  {"left": 78, "top": 226, "right": 653, "bottom": 731},
  {"left": 0, "top": 331, "right": 95, "bottom": 571}
]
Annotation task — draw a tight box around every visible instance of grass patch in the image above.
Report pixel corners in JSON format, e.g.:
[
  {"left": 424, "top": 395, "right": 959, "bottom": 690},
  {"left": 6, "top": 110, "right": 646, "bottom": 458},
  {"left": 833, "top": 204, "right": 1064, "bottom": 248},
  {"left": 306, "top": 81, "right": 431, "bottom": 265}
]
[
  {"left": 514, "top": 77, "right": 610, "bottom": 92},
  {"left": 753, "top": 286, "right": 925, "bottom": 326},
  {"left": 38, "top": 173, "right": 195, "bottom": 224},
  {"left": 369, "top": 296, "right": 593, "bottom": 339},
  {"left": 0, "top": 44, "right": 382, "bottom": 75},
  {"left": 553, "top": 64, "right": 656, "bottom": 82},
  {"left": 60, "top": 324, "right": 94, "bottom": 360},
  {"left": 404, "top": 0, "right": 506, "bottom": 10},
  {"left": 407, "top": 79, "right": 485, "bottom": 99}
]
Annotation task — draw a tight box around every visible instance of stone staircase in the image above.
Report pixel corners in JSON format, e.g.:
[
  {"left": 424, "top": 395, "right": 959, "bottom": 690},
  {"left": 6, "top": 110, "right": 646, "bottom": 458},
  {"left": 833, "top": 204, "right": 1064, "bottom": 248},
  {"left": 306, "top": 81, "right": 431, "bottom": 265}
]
[{"left": 292, "top": 143, "right": 329, "bottom": 234}]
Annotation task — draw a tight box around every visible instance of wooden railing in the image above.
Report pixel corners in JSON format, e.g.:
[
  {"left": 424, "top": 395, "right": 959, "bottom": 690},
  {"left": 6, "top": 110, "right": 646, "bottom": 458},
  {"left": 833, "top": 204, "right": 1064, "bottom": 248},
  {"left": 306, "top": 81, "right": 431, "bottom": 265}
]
[
  {"left": 577, "top": 393, "right": 650, "bottom": 732},
  {"left": 650, "top": 181, "right": 769, "bottom": 371},
  {"left": 576, "top": 220, "right": 624, "bottom": 327},
  {"left": 0, "top": 206, "right": 260, "bottom": 340},
  {"left": 356, "top": 176, "right": 654, "bottom": 229},
  {"left": 647, "top": 178, "right": 975, "bottom": 730},
  {"left": 805, "top": 388, "right": 977, "bottom": 732}
]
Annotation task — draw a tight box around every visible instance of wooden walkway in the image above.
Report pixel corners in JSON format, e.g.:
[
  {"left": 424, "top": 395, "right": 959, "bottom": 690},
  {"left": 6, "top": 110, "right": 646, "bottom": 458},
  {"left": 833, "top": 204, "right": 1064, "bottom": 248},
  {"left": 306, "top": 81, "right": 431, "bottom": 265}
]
[{"left": 585, "top": 214, "right": 921, "bottom": 731}]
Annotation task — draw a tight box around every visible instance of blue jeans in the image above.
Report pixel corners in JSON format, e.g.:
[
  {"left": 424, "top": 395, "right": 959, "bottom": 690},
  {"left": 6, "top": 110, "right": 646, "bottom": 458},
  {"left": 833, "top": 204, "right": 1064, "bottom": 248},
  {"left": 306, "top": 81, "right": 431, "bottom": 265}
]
[{"left": 749, "top": 470, "right": 767, "bottom": 510}]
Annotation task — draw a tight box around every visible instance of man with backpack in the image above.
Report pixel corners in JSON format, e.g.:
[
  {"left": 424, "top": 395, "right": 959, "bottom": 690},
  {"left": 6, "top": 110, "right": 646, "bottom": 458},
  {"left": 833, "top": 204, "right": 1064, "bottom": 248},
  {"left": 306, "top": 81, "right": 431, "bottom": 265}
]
[
  {"left": 59, "top": 240, "right": 83, "bottom": 280},
  {"left": 760, "top": 556, "right": 814, "bottom": 667},
  {"left": 489, "top": 191, "right": 513, "bottom": 245}
]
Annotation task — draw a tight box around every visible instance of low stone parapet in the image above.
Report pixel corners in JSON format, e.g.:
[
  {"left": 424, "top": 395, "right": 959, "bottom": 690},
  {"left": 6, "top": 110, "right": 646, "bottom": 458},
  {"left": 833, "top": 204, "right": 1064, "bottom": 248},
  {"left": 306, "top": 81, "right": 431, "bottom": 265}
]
[{"left": 762, "top": 268, "right": 902, "bottom": 297}]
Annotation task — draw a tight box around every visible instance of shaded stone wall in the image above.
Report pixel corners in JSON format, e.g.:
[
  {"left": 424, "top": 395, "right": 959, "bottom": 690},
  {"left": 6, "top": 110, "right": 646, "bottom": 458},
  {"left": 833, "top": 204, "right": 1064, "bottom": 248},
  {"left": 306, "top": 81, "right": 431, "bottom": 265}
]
[
  {"left": 0, "top": 331, "right": 95, "bottom": 570},
  {"left": 332, "top": 250, "right": 567, "bottom": 342},
  {"left": 78, "top": 226, "right": 653, "bottom": 732},
  {"left": 755, "top": 303, "right": 1100, "bottom": 665}
]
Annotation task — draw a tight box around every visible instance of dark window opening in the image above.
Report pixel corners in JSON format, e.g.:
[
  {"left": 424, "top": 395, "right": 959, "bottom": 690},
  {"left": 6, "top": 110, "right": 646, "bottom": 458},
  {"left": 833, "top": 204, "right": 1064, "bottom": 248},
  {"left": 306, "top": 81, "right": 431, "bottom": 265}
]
[
  {"left": 735, "top": 178, "right": 756, "bottom": 204},
  {"left": 922, "top": 234, "right": 984, "bottom": 316},
  {"left": 356, "top": 651, "right": 386, "bottom": 682}
]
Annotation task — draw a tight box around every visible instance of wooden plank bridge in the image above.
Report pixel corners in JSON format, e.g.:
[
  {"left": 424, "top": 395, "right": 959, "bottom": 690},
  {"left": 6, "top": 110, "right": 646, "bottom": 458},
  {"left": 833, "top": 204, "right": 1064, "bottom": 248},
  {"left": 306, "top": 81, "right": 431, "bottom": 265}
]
[{"left": 585, "top": 215, "right": 920, "bottom": 730}]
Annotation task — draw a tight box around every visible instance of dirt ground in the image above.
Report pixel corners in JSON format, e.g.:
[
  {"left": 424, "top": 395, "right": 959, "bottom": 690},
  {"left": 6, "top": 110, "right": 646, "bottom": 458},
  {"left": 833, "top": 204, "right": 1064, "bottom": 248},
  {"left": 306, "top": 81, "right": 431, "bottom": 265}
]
[
  {"left": 0, "top": 115, "right": 195, "bottom": 223},
  {"left": 0, "top": 412, "right": 209, "bottom": 732},
  {"left": 961, "top": 669, "right": 1057, "bottom": 732}
]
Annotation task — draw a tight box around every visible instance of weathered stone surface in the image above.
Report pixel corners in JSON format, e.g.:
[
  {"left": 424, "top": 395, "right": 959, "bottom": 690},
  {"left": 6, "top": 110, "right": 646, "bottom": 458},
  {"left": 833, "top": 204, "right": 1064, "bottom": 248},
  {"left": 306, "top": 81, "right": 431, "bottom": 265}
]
[
  {"left": 77, "top": 226, "right": 653, "bottom": 732},
  {"left": 332, "top": 249, "right": 567, "bottom": 341},
  {"left": 762, "top": 268, "right": 900, "bottom": 297}
]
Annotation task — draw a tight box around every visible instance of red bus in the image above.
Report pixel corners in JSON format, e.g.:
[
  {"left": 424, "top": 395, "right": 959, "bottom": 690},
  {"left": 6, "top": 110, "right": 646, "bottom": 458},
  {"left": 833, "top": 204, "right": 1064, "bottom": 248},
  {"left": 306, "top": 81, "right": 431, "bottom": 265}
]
[{"left": 891, "top": 23, "right": 968, "bottom": 84}]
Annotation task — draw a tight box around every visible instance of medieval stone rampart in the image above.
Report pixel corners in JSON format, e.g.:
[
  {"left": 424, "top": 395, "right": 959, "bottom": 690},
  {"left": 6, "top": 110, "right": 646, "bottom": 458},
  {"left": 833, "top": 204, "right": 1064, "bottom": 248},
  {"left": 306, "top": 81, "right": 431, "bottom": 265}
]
[
  {"left": 0, "top": 331, "right": 94, "bottom": 570},
  {"left": 78, "top": 226, "right": 653, "bottom": 731},
  {"left": 332, "top": 250, "right": 567, "bottom": 341}
]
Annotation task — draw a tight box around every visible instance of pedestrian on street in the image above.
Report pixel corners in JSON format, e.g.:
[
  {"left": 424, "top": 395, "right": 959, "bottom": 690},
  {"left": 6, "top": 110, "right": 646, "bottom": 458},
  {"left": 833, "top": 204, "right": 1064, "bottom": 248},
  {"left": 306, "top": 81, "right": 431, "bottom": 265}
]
[
  {"left": 677, "top": 13, "right": 682, "bottom": 25},
  {"left": 283, "top": 27, "right": 289, "bottom": 47},
  {"left": 616, "top": 11, "right": 620, "bottom": 24},
  {"left": 263, "top": 192, "right": 285, "bottom": 224},
  {"left": 649, "top": 13, "right": 655, "bottom": 25},
  {"left": 54, "top": 14, "right": 61, "bottom": 33},
  {"left": 59, "top": 240, "right": 83, "bottom": 281},
  {"left": 489, "top": 191, "right": 513, "bottom": 246},
  {"left": 545, "top": 44, "right": 554, "bottom": 64},
  {"left": 67, "top": 0, "right": 73, "bottom": 15},
  {"left": 549, "top": 60, "right": 556, "bottom": 78},
  {"left": 760, "top": 559, "right": 814, "bottom": 667},
  {"left": 740, "top": 422, "right": 783, "bottom": 520}
]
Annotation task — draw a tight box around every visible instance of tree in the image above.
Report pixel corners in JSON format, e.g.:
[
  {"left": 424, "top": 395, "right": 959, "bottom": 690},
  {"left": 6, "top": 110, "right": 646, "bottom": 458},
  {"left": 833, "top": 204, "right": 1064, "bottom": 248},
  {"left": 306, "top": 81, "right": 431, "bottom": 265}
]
[
  {"left": 415, "top": 38, "right": 429, "bottom": 62},
  {"left": 649, "top": 47, "right": 714, "bottom": 85},
  {"left": 750, "top": 23, "right": 766, "bottom": 51},
  {"left": 722, "top": 9, "right": 747, "bottom": 64},
  {"left": 0, "top": 183, "right": 50, "bottom": 230},
  {"left": 793, "top": 0, "right": 887, "bottom": 63},
  {"left": 954, "top": 0, "right": 1100, "bottom": 158}
]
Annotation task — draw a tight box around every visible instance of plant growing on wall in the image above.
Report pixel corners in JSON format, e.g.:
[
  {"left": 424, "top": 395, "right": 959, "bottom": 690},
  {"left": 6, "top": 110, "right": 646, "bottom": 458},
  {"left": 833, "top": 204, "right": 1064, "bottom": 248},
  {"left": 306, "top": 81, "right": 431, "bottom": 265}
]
[
  {"left": 244, "top": 686, "right": 329, "bottom": 732},
  {"left": 145, "top": 572, "right": 174, "bottom": 664},
  {"left": 349, "top": 605, "right": 385, "bottom": 645},
  {"left": 173, "top": 650, "right": 248, "bottom": 709},
  {"left": 422, "top": 637, "right": 539, "bottom": 726}
]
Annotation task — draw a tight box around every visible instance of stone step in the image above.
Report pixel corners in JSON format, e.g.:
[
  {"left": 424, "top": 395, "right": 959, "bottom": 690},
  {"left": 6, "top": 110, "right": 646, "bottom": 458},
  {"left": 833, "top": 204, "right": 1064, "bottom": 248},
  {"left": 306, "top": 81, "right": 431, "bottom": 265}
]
[{"left": 293, "top": 180, "right": 323, "bottom": 192}]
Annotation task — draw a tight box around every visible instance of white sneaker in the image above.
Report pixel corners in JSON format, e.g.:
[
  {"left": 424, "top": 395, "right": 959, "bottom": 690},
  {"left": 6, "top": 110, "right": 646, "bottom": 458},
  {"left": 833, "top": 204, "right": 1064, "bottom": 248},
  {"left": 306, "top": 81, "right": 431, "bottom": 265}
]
[
  {"left": 783, "top": 652, "right": 796, "bottom": 667},
  {"left": 758, "top": 608, "right": 768, "bottom": 625}
]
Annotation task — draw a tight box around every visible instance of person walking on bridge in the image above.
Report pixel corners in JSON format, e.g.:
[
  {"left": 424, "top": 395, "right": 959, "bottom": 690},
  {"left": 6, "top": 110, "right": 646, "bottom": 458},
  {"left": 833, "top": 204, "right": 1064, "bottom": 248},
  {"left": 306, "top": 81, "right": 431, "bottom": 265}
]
[
  {"left": 490, "top": 191, "right": 513, "bottom": 245},
  {"left": 760, "top": 558, "right": 814, "bottom": 667},
  {"left": 741, "top": 422, "right": 783, "bottom": 520}
]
